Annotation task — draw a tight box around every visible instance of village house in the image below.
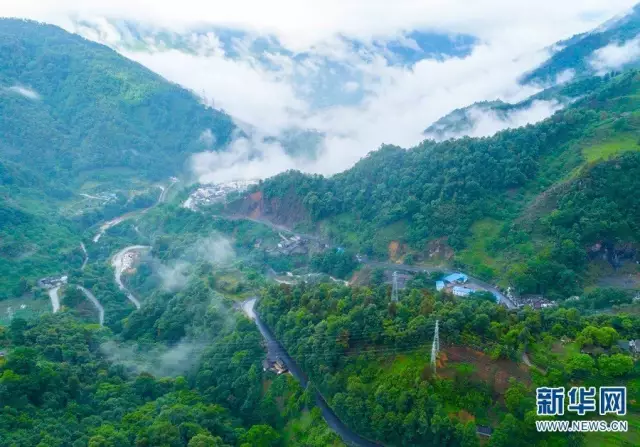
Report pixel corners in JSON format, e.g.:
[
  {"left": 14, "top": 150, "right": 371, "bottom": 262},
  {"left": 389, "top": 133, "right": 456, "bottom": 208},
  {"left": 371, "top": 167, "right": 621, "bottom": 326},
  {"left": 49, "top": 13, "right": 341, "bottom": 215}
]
[
  {"left": 263, "top": 357, "right": 288, "bottom": 375},
  {"left": 452, "top": 286, "right": 475, "bottom": 297},
  {"left": 517, "top": 295, "right": 557, "bottom": 309},
  {"left": 443, "top": 273, "right": 468, "bottom": 284},
  {"left": 617, "top": 339, "right": 640, "bottom": 356},
  {"left": 271, "top": 233, "right": 309, "bottom": 255},
  {"left": 37, "top": 275, "right": 68, "bottom": 289},
  {"left": 476, "top": 426, "right": 493, "bottom": 437}
]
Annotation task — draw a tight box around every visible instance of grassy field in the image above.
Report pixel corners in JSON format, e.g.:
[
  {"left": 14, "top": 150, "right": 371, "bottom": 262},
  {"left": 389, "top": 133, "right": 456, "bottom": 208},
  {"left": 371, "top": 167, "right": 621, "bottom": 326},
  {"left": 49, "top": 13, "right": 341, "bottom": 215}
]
[
  {"left": 320, "top": 213, "right": 361, "bottom": 247},
  {"left": 213, "top": 271, "right": 256, "bottom": 301},
  {"left": 385, "top": 349, "right": 431, "bottom": 375},
  {"left": 582, "top": 135, "right": 640, "bottom": 163},
  {"left": 457, "top": 219, "right": 503, "bottom": 280},
  {"left": 0, "top": 294, "right": 51, "bottom": 325}
]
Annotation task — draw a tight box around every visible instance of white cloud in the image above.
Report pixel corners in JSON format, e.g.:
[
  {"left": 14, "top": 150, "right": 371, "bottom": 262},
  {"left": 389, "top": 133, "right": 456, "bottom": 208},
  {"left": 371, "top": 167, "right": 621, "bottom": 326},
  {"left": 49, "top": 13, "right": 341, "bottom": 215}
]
[
  {"left": 191, "top": 132, "right": 298, "bottom": 183},
  {"left": 6, "top": 85, "right": 41, "bottom": 100},
  {"left": 2, "top": 1, "right": 636, "bottom": 50},
  {"left": 590, "top": 36, "right": 640, "bottom": 74},
  {"left": 429, "top": 99, "right": 563, "bottom": 141},
  {"left": 198, "top": 129, "right": 216, "bottom": 148},
  {"left": 125, "top": 48, "right": 307, "bottom": 133},
  {"left": 343, "top": 81, "right": 360, "bottom": 92},
  {"left": 2, "top": 1, "right": 637, "bottom": 182},
  {"left": 555, "top": 69, "right": 576, "bottom": 85}
]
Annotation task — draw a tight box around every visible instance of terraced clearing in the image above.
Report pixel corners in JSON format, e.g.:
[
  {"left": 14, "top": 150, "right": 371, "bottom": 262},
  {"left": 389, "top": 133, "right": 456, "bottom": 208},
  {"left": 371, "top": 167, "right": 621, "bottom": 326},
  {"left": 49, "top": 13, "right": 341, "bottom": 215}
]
[
  {"left": 0, "top": 295, "right": 51, "bottom": 325},
  {"left": 456, "top": 219, "right": 502, "bottom": 280},
  {"left": 582, "top": 135, "right": 640, "bottom": 163}
]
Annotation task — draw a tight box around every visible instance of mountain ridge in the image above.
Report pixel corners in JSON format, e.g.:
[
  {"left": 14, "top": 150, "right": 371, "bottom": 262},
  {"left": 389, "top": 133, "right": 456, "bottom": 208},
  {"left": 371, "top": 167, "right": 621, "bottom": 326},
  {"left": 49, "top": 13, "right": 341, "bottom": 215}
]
[{"left": 229, "top": 69, "right": 640, "bottom": 299}]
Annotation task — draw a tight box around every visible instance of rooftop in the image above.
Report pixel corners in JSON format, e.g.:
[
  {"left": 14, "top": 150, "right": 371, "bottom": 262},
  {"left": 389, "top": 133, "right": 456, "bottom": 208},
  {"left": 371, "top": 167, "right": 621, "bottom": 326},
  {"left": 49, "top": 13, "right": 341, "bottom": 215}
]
[{"left": 444, "top": 272, "right": 468, "bottom": 283}]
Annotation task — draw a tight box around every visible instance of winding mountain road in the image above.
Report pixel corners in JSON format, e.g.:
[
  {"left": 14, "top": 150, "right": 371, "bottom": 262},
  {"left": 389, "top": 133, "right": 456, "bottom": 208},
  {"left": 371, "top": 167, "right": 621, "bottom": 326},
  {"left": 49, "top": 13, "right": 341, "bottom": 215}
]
[
  {"left": 93, "top": 179, "right": 177, "bottom": 243},
  {"left": 242, "top": 298, "right": 381, "bottom": 447},
  {"left": 76, "top": 285, "right": 104, "bottom": 326},
  {"left": 80, "top": 243, "right": 89, "bottom": 270},
  {"left": 111, "top": 245, "right": 150, "bottom": 309}
]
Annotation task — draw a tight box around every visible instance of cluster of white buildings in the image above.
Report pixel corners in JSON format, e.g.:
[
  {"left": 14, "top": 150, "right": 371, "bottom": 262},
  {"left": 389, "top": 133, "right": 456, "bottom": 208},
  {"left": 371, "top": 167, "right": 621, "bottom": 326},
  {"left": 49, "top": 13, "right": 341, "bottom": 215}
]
[
  {"left": 121, "top": 251, "right": 139, "bottom": 272},
  {"left": 183, "top": 180, "right": 257, "bottom": 210}
]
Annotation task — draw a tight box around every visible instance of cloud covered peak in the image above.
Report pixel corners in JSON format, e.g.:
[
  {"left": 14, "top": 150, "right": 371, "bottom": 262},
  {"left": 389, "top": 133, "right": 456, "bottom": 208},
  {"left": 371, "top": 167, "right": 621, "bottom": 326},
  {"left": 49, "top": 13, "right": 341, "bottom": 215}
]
[{"left": 2, "top": 1, "right": 637, "bottom": 182}]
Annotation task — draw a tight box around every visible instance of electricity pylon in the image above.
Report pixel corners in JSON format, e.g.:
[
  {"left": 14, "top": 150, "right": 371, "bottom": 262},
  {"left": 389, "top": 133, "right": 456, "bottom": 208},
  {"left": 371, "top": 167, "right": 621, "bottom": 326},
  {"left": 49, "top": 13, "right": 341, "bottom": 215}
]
[
  {"left": 431, "top": 320, "right": 440, "bottom": 373},
  {"left": 391, "top": 271, "right": 399, "bottom": 302}
]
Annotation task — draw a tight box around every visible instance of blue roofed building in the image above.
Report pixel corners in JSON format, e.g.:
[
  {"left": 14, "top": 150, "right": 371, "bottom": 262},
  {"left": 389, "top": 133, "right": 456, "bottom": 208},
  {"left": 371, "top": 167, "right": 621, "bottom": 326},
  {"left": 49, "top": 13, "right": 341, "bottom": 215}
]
[
  {"left": 436, "top": 281, "right": 445, "bottom": 291},
  {"left": 444, "top": 272, "right": 468, "bottom": 284}
]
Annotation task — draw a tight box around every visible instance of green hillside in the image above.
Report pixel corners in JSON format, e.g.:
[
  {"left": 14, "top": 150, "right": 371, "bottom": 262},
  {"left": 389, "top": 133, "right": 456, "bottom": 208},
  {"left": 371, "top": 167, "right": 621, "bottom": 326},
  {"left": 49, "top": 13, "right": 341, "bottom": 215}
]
[
  {"left": 0, "top": 19, "right": 235, "bottom": 181},
  {"left": 235, "top": 70, "right": 640, "bottom": 299},
  {"left": 522, "top": 4, "right": 640, "bottom": 84},
  {"left": 0, "top": 19, "right": 236, "bottom": 298}
]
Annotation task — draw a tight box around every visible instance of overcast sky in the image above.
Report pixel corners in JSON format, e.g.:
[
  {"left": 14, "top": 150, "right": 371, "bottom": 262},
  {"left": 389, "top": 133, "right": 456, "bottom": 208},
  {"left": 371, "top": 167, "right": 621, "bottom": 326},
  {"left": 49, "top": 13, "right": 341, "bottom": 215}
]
[{"left": 2, "top": 1, "right": 638, "bottom": 182}]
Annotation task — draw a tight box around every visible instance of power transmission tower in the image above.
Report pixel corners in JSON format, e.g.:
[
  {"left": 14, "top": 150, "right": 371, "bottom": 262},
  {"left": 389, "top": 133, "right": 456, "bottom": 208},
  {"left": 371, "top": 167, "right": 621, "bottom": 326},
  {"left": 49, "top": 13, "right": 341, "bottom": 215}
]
[
  {"left": 391, "top": 271, "right": 399, "bottom": 302},
  {"left": 6, "top": 306, "right": 13, "bottom": 322},
  {"left": 431, "top": 320, "right": 440, "bottom": 374}
]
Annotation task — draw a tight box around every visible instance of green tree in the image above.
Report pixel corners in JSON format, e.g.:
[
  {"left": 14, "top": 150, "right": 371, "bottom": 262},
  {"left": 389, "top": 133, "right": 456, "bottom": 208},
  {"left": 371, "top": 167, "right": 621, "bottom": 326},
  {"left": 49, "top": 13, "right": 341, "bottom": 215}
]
[
  {"left": 240, "top": 425, "right": 281, "bottom": 447},
  {"left": 187, "top": 433, "right": 224, "bottom": 447},
  {"left": 598, "top": 354, "right": 634, "bottom": 378},
  {"left": 566, "top": 353, "right": 596, "bottom": 380}
]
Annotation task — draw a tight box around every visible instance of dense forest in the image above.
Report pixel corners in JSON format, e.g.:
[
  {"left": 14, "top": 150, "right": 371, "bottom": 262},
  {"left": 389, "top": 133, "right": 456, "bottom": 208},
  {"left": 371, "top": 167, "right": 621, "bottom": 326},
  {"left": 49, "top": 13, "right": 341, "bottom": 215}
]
[
  {"left": 257, "top": 282, "right": 640, "bottom": 446},
  {"left": 238, "top": 70, "right": 640, "bottom": 298},
  {"left": 0, "top": 277, "right": 343, "bottom": 447},
  {"left": 0, "top": 19, "right": 235, "bottom": 182}
]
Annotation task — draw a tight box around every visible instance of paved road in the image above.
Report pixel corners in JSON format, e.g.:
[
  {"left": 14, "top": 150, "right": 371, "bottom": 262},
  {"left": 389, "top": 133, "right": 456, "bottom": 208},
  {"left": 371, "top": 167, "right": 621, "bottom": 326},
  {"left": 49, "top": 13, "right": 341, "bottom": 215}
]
[
  {"left": 225, "top": 215, "right": 330, "bottom": 245},
  {"left": 48, "top": 286, "right": 61, "bottom": 313},
  {"left": 362, "top": 261, "right": 516, "bottom": 308},
  {"left": 80, "top": 243, "right": 89, "bottom": 270},
  {"left": 111, "top": 245, "right": 150, "bottom": 309},
  {"left": 156, "top": 178, "right": 178, "bottom": 204},
  {"left": 93, "top": 178, "right": 177, "bottom": 243},
  {"left": 242, "top": 299, "right": 382, "bottom": 447},
  {"left": 76, "top": 285, "right": 105, "bottom": 326}
]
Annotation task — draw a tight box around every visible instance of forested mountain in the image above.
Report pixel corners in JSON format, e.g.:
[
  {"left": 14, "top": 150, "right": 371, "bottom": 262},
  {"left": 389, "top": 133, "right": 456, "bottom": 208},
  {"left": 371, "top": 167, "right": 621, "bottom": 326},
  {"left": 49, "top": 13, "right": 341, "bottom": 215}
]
[
  {"left": 423, "top": 5, "right": 640, "bottom": 139},
  {"left": 258, "top": 282, "right": 640, "bottom": 446},
  {"left": 0, "top": 19, "right": 237, "bottom": 297},
  {"left": 0, "top": 292, "right": 342, "bottom": 446},
  {"left": 522, "top": 3, "right": 640, "bottom": 84},
  {"left": 0, "top": 19, "right": 235, "bottom": 182},
  {"left": 422, "top": 76, "right": 608, "bottom": 140},
  {"left": 232, "top": 70, "right": 640, "bottom": 298}
]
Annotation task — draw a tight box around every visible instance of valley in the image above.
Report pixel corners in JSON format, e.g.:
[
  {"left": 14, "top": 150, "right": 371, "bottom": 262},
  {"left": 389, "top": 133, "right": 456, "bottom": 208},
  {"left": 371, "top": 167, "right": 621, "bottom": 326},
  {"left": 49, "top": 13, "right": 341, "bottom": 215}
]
[{"left": 1, "top": 6, "right": 640, "bottom": 447}]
